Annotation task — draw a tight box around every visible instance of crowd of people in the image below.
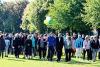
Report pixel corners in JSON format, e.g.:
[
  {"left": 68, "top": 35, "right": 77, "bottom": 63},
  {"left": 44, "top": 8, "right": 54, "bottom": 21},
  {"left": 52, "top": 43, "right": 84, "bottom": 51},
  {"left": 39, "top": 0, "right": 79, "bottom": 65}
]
[{"left": 0, "top": 32, "right": 100, "bottom": 62}]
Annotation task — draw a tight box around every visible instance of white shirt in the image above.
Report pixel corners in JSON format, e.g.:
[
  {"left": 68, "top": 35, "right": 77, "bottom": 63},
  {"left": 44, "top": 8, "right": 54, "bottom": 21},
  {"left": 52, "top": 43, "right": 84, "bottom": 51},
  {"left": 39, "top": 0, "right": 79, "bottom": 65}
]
[{"left": 83, "top": 40, "right": 90, "bottom": 49}]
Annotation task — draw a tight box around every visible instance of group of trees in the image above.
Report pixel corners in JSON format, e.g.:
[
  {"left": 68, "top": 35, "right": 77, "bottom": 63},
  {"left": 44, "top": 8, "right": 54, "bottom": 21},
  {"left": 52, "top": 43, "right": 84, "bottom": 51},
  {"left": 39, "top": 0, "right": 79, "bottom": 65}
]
[
  {"left": 0, "top": 0, "right": 28, "bottom": 33},
  {"left": 0, "top": 0, "right": 100, "bottom": 34}
]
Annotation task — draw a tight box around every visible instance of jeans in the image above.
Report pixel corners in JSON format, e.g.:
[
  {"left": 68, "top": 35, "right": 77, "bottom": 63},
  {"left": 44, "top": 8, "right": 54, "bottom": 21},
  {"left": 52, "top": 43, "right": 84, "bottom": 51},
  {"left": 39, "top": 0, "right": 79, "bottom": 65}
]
[
  {"left": 5, "top": 46, "right": 9, "bottom": 56},
  {"left": 92, "top": 49, "right": 98, "bottom": 61},
  {"left": 47, "top": 46, "right": 54, "bottom": 61}
]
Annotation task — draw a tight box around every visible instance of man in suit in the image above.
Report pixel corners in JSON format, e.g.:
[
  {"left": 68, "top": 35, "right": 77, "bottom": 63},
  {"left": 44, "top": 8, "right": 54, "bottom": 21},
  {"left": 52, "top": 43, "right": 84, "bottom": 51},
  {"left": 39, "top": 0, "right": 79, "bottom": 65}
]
[{"left": 56, "top": 33, "right": 64, "bottom": 62}]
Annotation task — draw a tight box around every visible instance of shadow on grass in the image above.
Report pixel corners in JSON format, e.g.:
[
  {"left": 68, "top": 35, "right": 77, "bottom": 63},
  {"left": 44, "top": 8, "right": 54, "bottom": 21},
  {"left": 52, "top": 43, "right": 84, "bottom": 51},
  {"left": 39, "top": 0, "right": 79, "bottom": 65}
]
[
  {"left": 7, "top": 58, "right": 26, "bottom": 62},
  {"left": 55, "top": 58, "right": 92, "bottom": 65},
  {"left": 6, "top": 56, "right": 93, "bottom": 65}
]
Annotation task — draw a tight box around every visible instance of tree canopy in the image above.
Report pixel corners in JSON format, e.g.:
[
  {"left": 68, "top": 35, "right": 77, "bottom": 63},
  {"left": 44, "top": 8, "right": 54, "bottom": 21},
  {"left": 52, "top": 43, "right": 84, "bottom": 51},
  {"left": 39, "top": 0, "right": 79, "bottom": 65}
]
[
  {"left": 84, "top": 0, "right": 100, "bottom": 29},
  {"left": 0, "top": 0, "right": 100, "bottom": 34}
]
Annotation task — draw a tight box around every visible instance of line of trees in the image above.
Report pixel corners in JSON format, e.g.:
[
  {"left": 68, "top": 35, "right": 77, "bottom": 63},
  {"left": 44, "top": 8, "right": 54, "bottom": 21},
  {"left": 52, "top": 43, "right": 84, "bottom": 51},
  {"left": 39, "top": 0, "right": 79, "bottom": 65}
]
[
  {"left": 0, "top": 0, "right": 28, "bottom": 33},
  {"left": 0, "top": 0, "right": 100, "bottom": 35}
]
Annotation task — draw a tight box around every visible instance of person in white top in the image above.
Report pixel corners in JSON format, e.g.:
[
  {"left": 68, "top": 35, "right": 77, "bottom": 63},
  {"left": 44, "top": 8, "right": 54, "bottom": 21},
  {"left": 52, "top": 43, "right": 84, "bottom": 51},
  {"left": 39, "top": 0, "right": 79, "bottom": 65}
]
[
  {"left": 83, "top": 35, "right": 90, "bottom": 60},
  {"left": 5, "top": 37, "right": 10, "bottom": 57}
]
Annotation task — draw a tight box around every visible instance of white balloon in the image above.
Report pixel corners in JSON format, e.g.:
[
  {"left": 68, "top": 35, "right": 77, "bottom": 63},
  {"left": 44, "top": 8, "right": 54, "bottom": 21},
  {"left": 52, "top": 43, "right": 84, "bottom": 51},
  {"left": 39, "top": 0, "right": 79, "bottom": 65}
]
[{"left": 46, "top": 16, "right": 51, "bottom": 22}]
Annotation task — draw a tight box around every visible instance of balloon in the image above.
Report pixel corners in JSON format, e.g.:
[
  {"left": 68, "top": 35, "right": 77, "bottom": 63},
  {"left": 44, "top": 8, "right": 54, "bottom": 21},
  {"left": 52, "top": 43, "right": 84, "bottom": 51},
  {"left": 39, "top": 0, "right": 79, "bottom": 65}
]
[
  {"left": 46, "top": 16, "right": 51, "bottom": 22},
  {"left": 44, "top": 20, "right": 49, "bottom": 25},
  {"left": 44, "top": 16, "right": 51, "bottom": 25}
]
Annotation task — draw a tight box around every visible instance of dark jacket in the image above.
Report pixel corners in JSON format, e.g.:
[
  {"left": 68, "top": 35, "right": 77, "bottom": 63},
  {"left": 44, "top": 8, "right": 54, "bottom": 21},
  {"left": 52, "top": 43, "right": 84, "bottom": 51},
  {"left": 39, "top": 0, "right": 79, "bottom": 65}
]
[
  {"left": 0, "top": 36, "right": 6, "bottom": 51},
  {"left": 25, "top": 39, "right": 32, "bottom": 51},
  {"left": 56, "top": 36, "right": 64, "bottom": 51},
  {"left": 91, "top": 40, "right": 99, "bottom": 49},
  {"left": 13, "top": 37, "right": 21, "bottom": 49}
]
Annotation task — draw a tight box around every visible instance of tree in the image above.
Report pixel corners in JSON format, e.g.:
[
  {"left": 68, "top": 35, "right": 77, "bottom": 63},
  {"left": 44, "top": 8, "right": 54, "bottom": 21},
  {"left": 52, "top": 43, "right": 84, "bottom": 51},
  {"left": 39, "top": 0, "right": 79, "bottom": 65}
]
[
  {"left": 48, "top": 0, "right": 73, "bottom": 32},
  {"left": 21, "top": 0, "right": 53, "bottom": 33},
  {"left": 21, "top": 0, "right": 47, "bottom": 32},
  {"left": 84, "top": 0, "right": 100, "bottom": 35},
  {"left": 48, "top": 0, "right": 90, "bottom": 33},
  {"left": 0, "top": 1, "right": 28, "bottom": 33}
]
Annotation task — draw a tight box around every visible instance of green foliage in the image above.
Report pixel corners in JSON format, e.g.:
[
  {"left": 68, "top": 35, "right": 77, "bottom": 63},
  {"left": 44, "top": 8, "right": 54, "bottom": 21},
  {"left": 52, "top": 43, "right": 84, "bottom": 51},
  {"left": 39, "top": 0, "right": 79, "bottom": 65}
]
[
  {"left": 1, "top": 0, "right": 99, "bottom": 34},
  {"left": 0, "top": 1, "right": 28, "bottom": 33},
  {"left": 84, "top": 0, "right": 100, "bottom": 29},
  {"left": 47, "top": 0, "right": 90, "bottom": 33},
  {"left": 21, "top": 0, "right": 49, "bottom": 33},
  {"left": 47, "top": 0, "right": 69, "bottom": 32}
]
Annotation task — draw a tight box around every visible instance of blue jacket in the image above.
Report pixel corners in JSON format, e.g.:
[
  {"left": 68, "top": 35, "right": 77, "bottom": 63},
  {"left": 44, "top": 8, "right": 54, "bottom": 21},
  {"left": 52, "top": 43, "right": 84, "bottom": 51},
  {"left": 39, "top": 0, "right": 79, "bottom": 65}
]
[
  {"left": 31, "top": 37, "right": 35, "bottom": 47},
  {"left": 75, "top": 38, "right": 83, "bottom": 48},
  {"left": 48, "top": 36, "right": 56, "bottom": 47}
]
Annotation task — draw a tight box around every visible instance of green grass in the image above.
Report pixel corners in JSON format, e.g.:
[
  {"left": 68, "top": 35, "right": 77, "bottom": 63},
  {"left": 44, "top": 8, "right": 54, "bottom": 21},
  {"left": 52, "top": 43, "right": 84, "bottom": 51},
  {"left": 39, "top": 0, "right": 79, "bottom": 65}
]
[{"left": 0, "top": 55, "right": 100, "bottom": 67}]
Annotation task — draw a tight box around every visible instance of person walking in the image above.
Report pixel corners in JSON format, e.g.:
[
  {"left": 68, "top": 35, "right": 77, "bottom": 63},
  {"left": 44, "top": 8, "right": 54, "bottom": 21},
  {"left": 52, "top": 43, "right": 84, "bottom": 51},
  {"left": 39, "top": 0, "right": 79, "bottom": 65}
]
[
  {"left": 38, "top": 34, "right": 43, "bottom": 59},
  {"left": 31, "top": 34, "right": 36, "bottom": 57},
  {"left": 56, "top": 33, "right": 64, "bottom": 62},
  {"left": 0, "top": 35, "right": 6, "bottom": 58},
  {"left": 91, "top": 36, "right": 99, "bottom": 62},
  {"left": 71, "top": 36, "right": 76, "bottom": 57},
  {"left": 47, "top": 33, "right": 56, "bottom": 61},
  {"left": 42, "top": 34, "right": 48, "bottom": 59},
  {"left": 75, "top": 35, "right": 83, "bottom": 58},
  {"left": 5, "top": 37, "right": 10, "bottom": 57},
  {"left": 64, "top": 36, "right": 72, "bottom": 62},
  {"left": 83, "top": 35, "right": 91, "bottom": 60},
  {"left": 24, "top": 35, "right": 32, "bottom": 59},
  {"left": 13, "top": 33, "right": 21, "bottom": 58},
  {"left": 89, "top": 36, "right": 94, "bottom": 60}
]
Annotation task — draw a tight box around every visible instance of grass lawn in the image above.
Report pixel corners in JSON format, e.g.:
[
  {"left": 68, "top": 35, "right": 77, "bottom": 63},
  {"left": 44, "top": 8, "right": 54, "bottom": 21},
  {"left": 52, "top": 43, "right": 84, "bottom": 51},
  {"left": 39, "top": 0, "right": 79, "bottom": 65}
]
[{"left": 0, "top": 55, "right": 100, "bottom": 67}]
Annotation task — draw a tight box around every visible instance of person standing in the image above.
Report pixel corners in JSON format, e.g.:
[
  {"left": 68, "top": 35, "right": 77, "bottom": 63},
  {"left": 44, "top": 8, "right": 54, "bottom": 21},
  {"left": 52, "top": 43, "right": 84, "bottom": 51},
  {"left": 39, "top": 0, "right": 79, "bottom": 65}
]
[
  {"left": 75, "top": 35, "right": 83, "bottom": 58},
  {"left": 5, "top": 37, "right": 10, "bottom": 57},
  {"left": 91, "top": 36, "right": 99, "bottom": 62},
  {"left": 64, "top": 36, "right": 72, "bottom": 62},
  {"left": 71, "top": 33, "right": 76, "bottom": 57},
  {"left": 56, "top": 33, "right": 64, "bottom": 62},
  {"left": 8, "top": 33, "right": 14, "bottom": 55},
  {"left": 47, "top": 33, "right": 56, "bottom": 61},
  {"left": 83, "top": 35, "right": 91, "bottom": 60},
  {"left": 24, "top": 35, "right": 32, "bottom": 59},
  {"left": 89, "top": 36, "right": 94, "bottom": 60},
  {"left": 13, "top": 33, "right": 21, "bottom": 58},
  {"left": 0, "top": 35, "right": 6, "bottom": 58},
  {"left": 42, "top": 34, "right": 48, "bottom": 59},
  {"left": 38, "top": 34, "right": 43, "bottom": 59},
  {"left": 31, "top": 34, "right": 36, "bottom": 57}
]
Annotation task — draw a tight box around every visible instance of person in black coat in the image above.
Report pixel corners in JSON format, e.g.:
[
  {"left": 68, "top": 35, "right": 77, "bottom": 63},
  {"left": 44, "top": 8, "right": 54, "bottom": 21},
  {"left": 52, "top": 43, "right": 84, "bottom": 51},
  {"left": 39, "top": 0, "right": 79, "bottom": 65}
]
[
  {"left": 24, "top": 35, "right": 32, "bottom": 59},
  {"left": 56, "top": 33, "right": 64, "bottom": 62},
  {"left": 91, "top": 36, "right": 99, "bottom": 62},
  {"left": 13, "top": 34, "right": 21, "bottom": 58},
  {"left": 0, "top": 35, "right": 6, "bottom": 58}
]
